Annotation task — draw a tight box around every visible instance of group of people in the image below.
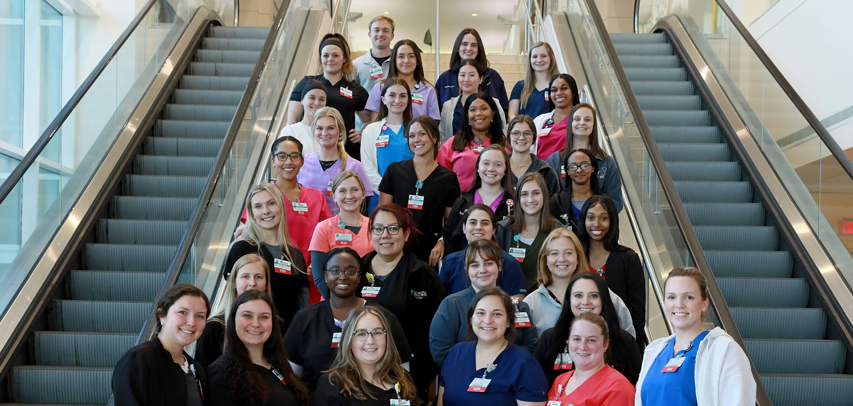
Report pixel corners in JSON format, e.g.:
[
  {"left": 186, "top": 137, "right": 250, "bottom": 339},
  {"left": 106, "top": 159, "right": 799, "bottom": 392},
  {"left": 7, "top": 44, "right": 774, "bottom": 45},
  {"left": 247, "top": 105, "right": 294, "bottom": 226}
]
[{"left": 110, "top": 16, "right": 757, "bottom": 406}]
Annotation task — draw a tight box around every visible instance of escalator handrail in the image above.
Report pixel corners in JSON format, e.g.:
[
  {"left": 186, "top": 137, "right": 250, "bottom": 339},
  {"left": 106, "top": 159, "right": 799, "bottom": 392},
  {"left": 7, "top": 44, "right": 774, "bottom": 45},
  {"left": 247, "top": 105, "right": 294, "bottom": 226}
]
[
  {"left": 579, "top": 0, "right": 772, "bottom": 404},
  {"left": 638, "top": 0, "right": 853, "bottom": 182},
  {"left": 0, "top": 0, "right": 161, "bottom": 204},
  {"left": 134, "top": 0, "right": 294, "bottom": 346}
]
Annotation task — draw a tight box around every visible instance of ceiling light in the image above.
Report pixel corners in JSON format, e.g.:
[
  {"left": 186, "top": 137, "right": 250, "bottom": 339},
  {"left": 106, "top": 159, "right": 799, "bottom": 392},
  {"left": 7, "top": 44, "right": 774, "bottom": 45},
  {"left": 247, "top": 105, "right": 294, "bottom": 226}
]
[
  {"left": 471, "top": 13, "right": 478, "bottom": 16},
  {"left": 383, "top": 11, "right": 390, "bottom": 14}
]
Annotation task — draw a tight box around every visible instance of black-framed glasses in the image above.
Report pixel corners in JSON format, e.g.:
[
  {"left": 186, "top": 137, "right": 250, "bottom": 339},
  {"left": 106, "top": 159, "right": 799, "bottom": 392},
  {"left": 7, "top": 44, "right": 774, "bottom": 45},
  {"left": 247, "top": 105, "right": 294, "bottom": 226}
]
[
  {"left": 352, "top": 329, "right": 387, "bottom": 341},
  {"left": 371, "top": 225, "right": 401, "bottom": 235},
  {"left": 325, "top": 268, "right": 359, "bottom": 278},
  {"left": 567, "top": 162, "right": 593, "bottom": 172},
  {"left": 275, "top": 152, "right": 302, "bottom": 162},
  {"left": 509, "top": 130, "right": 534, "bottom": 139}
]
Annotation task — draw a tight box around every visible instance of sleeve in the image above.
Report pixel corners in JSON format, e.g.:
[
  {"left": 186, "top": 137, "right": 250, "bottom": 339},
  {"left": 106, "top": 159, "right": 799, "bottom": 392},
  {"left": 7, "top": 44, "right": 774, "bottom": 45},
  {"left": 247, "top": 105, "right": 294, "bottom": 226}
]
[
  {"left": 312, "top": 374, "right": 345, "bottom": 406},
  {"left": 601, "top": 155, "right": 624, "bottom": 212},
  {"left": 717, "top": 341, "right": 757, "bottom": 406},
  {"left": 622, "top": 330, "right": 643, "bottom": 385},
  {"left": 439, "top": 106, "right": 455, "bottom": 143},
  {"left": 204, "top": 364, "right": 233, "bottom": 406},
  {"left": 310, "top": 251, "right": 329, "bottom": 299},
  {"left": 378, "top": 162, "right": 397, "bottom": 195},
  {"left": 283, "top": 311, "right": 306, "bottom": 366},
  {"left": 381, "top": 307, "right": 414, "bottom": 363},
  {"left": 291, "top": 247, "right": 309, "bottom": 286},
  {"left": 437, "top": 138, "right": 454, "bottom": 170},
  {"left": 623, "top": 250, "right": 647, "bottom": 346},
  {"left": 359, "top": 125, "right": 383, "bottom": 193},
  {"left": 510, "top": 80, "right": 524, "bottom": 101},
  {"left": 486, "top": 70, "right": 509, "bottom": 113},
  {"left": 496, "top": 98, "right": 508, "bottom": 133},
  {"left": 442, "top": 197, "right": 465, "bottom": 257},
  {"left": 290, "top": 77, "right": 309, "bottom": 102},
  {"left": 439, "top": 254, "right": 459, "bottom": 292},
  {"left": 308, "top": 222, "right": 331, "bottom": 252},
  {"left": 533, "top": 329, "right": 555, "bottom": 373},
  {"left": 611, "top": 290, "right": 636, "bottom": 338},
  {"left": 442, "top": 171, "right": 462, "bottom": 208},
  {"left": 319, "top": 193, "right": 333, "bottom": 221},
  {"left": 517, "top": 302, "right": 539, "bottom": 353},
  {"left": 428, "top": 299, "right": 459, "bottom": 367},
  {"left": 500, "top": 256, "right": 527, "bottom": 296},
  {"left": 353, "top": 82, "right": 369, "bottom": 111},
  {"left": 351, "top": 161, "right": 375, "bottom": 197},
  {"left": 545, "top": 151, "right": 562, "bottom": 178},
  {"left": 514, "top": 352, "right": 549, "bottom": 402},
  {"left": 223, "top": 242, "right": 250, "bottom": 280},
  {"left": 543, "top": 166, "right": 562, "bottom": 196},
  {"left": 240, "top": 207, "right": 247, "bottom": 223},
  {"left": 111, "top": 349, "right": 148, "bottom": 406},
  {"left": 426, "top": 85, "right": 441, "bottom": 120},
  {"left": 193, "top": 321, "right": 224, "bottom": 369},
  {"left": 436, "top": 71, "right": 453, "bottom": 108},
  {"left": 365, "top": 82, "right": 382, "bottom": 113}
]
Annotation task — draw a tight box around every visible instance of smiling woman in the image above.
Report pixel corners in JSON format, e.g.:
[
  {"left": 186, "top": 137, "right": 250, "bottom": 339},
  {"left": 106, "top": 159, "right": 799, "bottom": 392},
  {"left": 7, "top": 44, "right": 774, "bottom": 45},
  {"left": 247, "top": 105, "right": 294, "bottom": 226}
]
[{"left": 435, "top": 28, "right": 509, "bottom": 113}]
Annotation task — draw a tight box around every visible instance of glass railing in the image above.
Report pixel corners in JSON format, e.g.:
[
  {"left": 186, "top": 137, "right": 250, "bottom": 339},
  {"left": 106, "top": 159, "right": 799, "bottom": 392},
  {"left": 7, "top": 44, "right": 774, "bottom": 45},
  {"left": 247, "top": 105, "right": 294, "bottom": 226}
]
[
  {"left": 0, "top": 0, "right": 235, "bottom": 318},
  {"left": 636, "top": 0, "right": 853, "bottom": 287}
]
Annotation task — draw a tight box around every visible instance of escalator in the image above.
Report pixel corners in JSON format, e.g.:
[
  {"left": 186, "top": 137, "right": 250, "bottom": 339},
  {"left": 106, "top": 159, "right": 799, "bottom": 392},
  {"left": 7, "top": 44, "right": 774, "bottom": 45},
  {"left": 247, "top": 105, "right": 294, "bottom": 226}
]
[{"left": 0, "top": 0, "right": 330, "bottom": 404}]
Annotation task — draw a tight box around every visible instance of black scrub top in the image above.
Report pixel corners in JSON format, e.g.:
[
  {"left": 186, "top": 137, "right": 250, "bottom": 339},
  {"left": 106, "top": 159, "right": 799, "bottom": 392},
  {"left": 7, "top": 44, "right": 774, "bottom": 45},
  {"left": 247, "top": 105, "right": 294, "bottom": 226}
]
[
  {"left": 291, "top": 75, "right": 369, "bottom": 159},
  {"left": 206, "top": 361, "right": 302, "bottom": 406},
  {"left": 313, "top": 372, "right": 422, "bottom": 406},
  {"left": 283, "top": 300, "right": 412, "bottom": 391},
  {"left": 378, "top": 159, "right": 461, "bottom": 264},
  {"left": 224, "top": 240, "right": 308, "bottom": 328},
  {"left": 193, "top": 316, "right": 225, "bottom": 369}
]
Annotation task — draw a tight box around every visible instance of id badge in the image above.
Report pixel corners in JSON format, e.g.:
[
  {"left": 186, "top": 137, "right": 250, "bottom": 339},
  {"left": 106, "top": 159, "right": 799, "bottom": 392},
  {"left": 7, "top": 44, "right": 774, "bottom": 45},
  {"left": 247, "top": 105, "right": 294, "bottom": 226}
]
[
  {"left": 376, "top": 134, "right": 390, "bottom": 147},
  {"left": 390, "top": 400, "right": 411, "bottom": 406},
  {"left": 662, "top": 357, "right": 686, "bottom": 373},
  {"left": 292, "top": 202, "right": 308, "bottom": 215},
  {"left": 331, "top": 332, "right": 342, "bottom": 348},
  {"left": 274, "top": 258, "right": 292, "bottom": 275},
  {"left": 515, "top": 311, "right": 531, "bottom": 327},
  {"left": 547, "top": 402, "right": 562, "bottom": 406},
  {"left": 560, "top": 352, "right": 573, "bottom": 369},
  {"left": 508, "top": 247, "right": 526, "bottom": 263},
  {"left": 326, "top": 180, "right": 333, "bottom": 195},
  {"left": 407, "top": 195, "right": 424, "bottom": 210},
  {"left": 467, "top": 377, "right": 491, "bottom": 392},
  {"left": 362, "top": 286, "right": 381, "bottom": 297},
  {"left": 335, "top": 233, "right": 353, "bottom": 246},
  {"left": 560, "top": 166, "right": 566, "bottom": 178},
  {"left": 473, "top": 146, "right": 484, "bottom": 154},
  {"left": 539, "top": 127, "right": 552, "bottom": 137},
  {"left": 412, "top": 93, "right": 424, "bottom": 105},
  {"left": 369, "top": 67, "right": 383, "bottom": 80},
  {"left": 340, "top": 87, "right": 353, "bottom": 99}
]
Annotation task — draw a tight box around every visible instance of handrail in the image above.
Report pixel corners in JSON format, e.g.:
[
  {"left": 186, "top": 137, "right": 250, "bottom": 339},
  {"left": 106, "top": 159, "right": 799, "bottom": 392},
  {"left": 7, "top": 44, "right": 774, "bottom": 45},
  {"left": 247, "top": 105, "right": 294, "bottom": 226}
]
[
  {"left": 580, "top": 0, "right": 772, "bottom": 403},
  {"left": 134, "top": 0, "right": 294, "bottom": 345},
  {"left": 633, "top": 0, "right": 640, "bottom": 33},
  {"left": 0, "top": 0, "right": 161, "bottom": 204}
]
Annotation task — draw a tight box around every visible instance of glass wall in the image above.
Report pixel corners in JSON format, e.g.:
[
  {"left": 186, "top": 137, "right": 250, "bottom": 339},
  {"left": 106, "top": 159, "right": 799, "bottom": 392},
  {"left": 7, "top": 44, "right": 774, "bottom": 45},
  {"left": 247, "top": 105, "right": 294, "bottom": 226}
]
[{"left": 0, "top": 0, "right": 24, "bottom": 148}]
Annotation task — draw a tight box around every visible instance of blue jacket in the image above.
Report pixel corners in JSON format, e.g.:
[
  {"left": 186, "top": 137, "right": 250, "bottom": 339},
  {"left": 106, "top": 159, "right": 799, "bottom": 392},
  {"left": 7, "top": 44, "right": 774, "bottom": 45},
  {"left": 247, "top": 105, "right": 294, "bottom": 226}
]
[
  {"left": 440, "top": 250, "right": 528, "bottom": 296},
  {"left": 429, "top": 287, "right": 539, "bottom": 366},
  {"left": 546, "top": 150, "right": 624, "bottom": 212},
  {"left": 436, "top": 67, "right": 509, "bottom": 114}
]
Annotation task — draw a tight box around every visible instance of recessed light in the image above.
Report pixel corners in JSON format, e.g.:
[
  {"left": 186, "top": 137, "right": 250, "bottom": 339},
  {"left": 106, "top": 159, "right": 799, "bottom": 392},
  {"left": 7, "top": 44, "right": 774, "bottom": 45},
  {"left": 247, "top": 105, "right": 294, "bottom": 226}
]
[
  {"left": 383, "top": 11, "right": 390, "bottom": 14},
  {"left": 471, "top": 13, "right": 478, "bottom": 16}
]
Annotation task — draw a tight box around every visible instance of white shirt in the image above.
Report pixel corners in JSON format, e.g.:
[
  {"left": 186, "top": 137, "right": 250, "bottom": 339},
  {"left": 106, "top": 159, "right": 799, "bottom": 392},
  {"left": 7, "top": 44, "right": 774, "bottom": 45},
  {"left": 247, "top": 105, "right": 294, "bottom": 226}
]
[{"left": 279, "top": 122, "right": 316, "bottom": 156}]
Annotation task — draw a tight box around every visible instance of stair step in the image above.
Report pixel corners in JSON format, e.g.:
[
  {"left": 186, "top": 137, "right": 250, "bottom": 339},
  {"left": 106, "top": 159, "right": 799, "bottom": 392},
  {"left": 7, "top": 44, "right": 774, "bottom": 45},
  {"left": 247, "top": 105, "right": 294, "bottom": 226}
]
[
  {"left": 195, "top": 49, "right": 261, "bottom": 64},
  {"left": 610, "top": 33, "right": 667, "bottom": 43},
  {"left": 209, "top": 26, "right": 269, "bottom": 39},
  {"left": 706, "top": 251, "right": 793, "bottom": 278},
  {"left": 179, "top": 75, "right": 250, "bottom": 91},
  {"left": 10, "top": 366, "right": 112, "bottom": 404},
  {"left": 112, "top": 196, "right": 198, "bottom": 220},
  {"left": 85, "top": 243, "right": 177, "bottom": 272},
  {"left": 674, "top": 181, "right": 752, "bottom": 203},
  {"left": 745, "top": 339, "right": 845, "bottom": 374},
  {"left": 97, "top": 219, "right": 187, "bottom": 245},
  {"left": 650, "top": 126, "right": 721, "bottom": 143},
  {"left": 145, "top": 137, "right": 222, "bottom": 157},
  {"left": 630, "top": 80, "right": 695, "bottom": 96},
  {"left": 624, "top": 67, "right": 687, "bottom": 81},
  {"left": 760, "top": 373, "right": 853, "bottom": 406},
  {"left": 134, "top": 155, "right": 216, "bottom": 176},
  {"left": 172, "top": 88, "right": 243, "bottom": 106},
  {"left": 33, "top": 332, "right": 136, "bottom": 367},
  {"left": 731, "top": 308, "right": 826, "bottom": 339},
  {"left": 614, "top": 42, "right": 673, "bottom": 56},
  {"left": 658, "top": 143, "right": 730, "bottom": 162},
  {"left": 201, "top": 37, "right": 265, "bottom": 51},
  {"left": 718, "top": 278, "right": 809, "bottom": 308},
  {"left": 54, "top": 300, "right": 149, "bottom": 333},
  {"left": 683, "top": 202, "right": 764, "bottom": 226},
  {"left": 644, "top": 110, "right": 713, "bottom": 126},
  {"left": 666, "top": 161, "right": 742, "bottom": 181},
  {"left": 694, "top": 225, "right": 778, "bottom": 251},
  {"left": 123, "top": 174, "right": 206, "bottom": 197},
  {"left": 636, "top": 95, "right": 702, "bottom": 110},
  {"left": 155, "top": 120, "right": 229, "bottom": 138},
  {"left": 187, "top": 61, "right": 255, "bottom": 77},
  {"left": 617, "top": 55, "right": 681, "bottom": 68},
  {"left": 70, "top": 271, "right": 164, "bottom": 301},
  {"left": 163, "top": 104, "right": 237, "bottom": 121}
]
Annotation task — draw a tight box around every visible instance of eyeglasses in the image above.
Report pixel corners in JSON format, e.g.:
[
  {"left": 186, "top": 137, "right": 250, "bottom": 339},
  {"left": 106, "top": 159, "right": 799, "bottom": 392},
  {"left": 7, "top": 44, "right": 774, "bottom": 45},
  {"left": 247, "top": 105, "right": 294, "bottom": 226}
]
[
  {"left": 325, "top": 268, "right": 359, "bottom": 278},
  {"left": 509, "top": 130, "right": 534, "bottom": 139},
  {"left": 371, "top": 225, "right": 401, "bottom": 235},
  {"left": 567, "top": 162, "right": 593, "bottom": 172},
  {"left": 352, "top": 329, "right": 387, "bottom": 341},
  {"left": 275, "top": 152, "right": 302, "bottom": 162}
]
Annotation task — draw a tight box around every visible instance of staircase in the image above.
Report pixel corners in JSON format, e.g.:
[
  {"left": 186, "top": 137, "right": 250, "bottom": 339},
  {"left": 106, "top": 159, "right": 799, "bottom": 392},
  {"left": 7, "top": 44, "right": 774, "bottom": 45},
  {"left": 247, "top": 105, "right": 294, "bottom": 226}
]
[
  {"left": 611, "top": 32, "right": 853, "bottom": 406},
  {"left": 4, "top": 26, "right": 268, "bottom": 406}
]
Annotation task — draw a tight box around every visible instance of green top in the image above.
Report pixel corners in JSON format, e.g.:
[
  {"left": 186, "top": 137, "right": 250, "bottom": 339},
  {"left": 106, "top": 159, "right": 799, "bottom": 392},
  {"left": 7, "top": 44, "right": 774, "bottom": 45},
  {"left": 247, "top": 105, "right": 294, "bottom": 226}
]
[{"left": 510, "top": 231, "right": 550, "bottom": 293}]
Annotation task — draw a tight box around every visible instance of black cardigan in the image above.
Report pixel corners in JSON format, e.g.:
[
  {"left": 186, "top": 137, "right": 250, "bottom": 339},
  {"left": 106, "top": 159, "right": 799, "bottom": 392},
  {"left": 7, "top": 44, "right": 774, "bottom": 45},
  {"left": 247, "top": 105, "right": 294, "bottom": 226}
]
[
  {"left": 533, "top": 326, "right": 641, "bottom": 386},
  {"left": 442, "top": 190, "right": 511, "bottom": 257},
  {"left": 112, "top": 337, "right": 207, "bottom": 406},
  {"left": 596, "top": 249, "right": 648, "bottom": 348}
]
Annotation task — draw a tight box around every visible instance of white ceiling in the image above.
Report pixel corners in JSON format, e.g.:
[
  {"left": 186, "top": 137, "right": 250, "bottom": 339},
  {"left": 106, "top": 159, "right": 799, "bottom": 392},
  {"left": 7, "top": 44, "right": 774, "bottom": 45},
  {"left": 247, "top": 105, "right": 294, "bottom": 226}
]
[{"left": 346, "top": 0, "right": 519, "bottom": 54}]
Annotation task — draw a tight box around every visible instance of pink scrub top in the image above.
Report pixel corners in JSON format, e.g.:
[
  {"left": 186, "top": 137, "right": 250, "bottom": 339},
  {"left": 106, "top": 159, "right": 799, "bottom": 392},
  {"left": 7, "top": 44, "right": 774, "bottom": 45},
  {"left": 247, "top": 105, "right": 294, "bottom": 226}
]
[
  {"left": 308, "top": 215, "right": 374, "bottom": 257},
  {"left": 437, "top": 136, "right": 509, "bottom": 192},
  {"left": 297, "top": 152, "right": 374, "bottom": 216}
]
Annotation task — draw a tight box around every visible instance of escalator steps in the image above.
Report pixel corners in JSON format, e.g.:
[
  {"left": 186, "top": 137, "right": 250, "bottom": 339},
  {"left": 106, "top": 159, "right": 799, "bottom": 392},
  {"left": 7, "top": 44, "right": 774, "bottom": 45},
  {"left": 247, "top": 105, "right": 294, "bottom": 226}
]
[
  {"left": 202, "top": 37, "right": 265, "bottom": 51},
  {"left": 613, "top": 42, "right": 673, "bottom": 55},
  {"left": 112, "top": 196, "right": 198, "bottom": 221},
  {"left": 195, "top": 49, "right": 261, "bottom": 64},
  {"left": 731, "top": 308, "right": 826, "bottom": 340},
  {"left": 628, "top": 80, "right": 694, "bottom": 95},
  {"left": 718, "top": 278, "right": 808, "bottom": 308},
  {"left": 610, "top": 32, "right": 667, "bottom": 43},
  {"left": 11, "top": 366, "right": 112, "bottom": 404},
  {"left": 644, "top": 110, "right": 712, "bottom": 126},
  {"left": 155, "top": 120, "right": 229, "bottom": 138},
  {"left": 123, "top": 174, "right": 207, "bottom": 197},
  {"left": 617, "top": 55, "right": 681, "bottom": 68},
  {"left": 172, "top": 88, "right": 244, "bottom": 105},
  {"left": 98, "top": 219, "right": 188, "bottom": 245},
  {"left": 163, "top": 103, "right": 238, "bottom": 121},
  {"left": 188, "top": 61, "right": 255, "bottom": 77},
  {"left": 746, "top": 340, "right": 845, "bottom": 374},
  {"left": 650, "top": 126, "right": 721, "bottom": 143},
  {"left": 636, "top": 95, "right": 701, "bottom": 110},
  {"left": 34, "top": 332, "right": 136, "bottom": 367},
  {"left": 665, "top": 161, "right": 742, "bottom": 181},
  {"left": 673, "top": 181, "right": 752, "bottom": 203},
  {"left": 54, "top": 301, "right": 150, "bottom": 333},
  {"left": 694, "top": 225, "right": 778, "bottom": 251},
  {"left": 705, "top": 251, "right": 793, "bottom": 278},
  {"left": 760, "top": 374, "right": 853, "bottom": 406},
  {"left": 134, "top": 155, "right": 217, "bottom": 177},
  {"left": 209, "top": 26, "right": 269, "bottom": 39},
  {"left": 683, "top": 203, "right": 764, "bottom": 226},
  {"left": 85, "top": 243, "right": 177, "bottom": 271},
  {"left": 145, "top": 137, "right": 223, "bottom": 157},
  {"left": 658, "top": 143, "right": 730, "bottom": 162},
  {"left": 624, "top": 67, "right": 688, "bottom": 81},
  {"left": 70, "top": 271, "right": 164, "bottom": 301}
]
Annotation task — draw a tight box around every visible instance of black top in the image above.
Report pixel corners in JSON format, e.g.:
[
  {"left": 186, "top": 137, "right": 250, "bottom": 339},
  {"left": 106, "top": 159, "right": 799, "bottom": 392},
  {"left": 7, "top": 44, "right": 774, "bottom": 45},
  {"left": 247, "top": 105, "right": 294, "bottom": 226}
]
[
  {"left": 359, "top": 250, "right": 447, "bottom": 396},
  {"left": 442, "top": 190, "right": 511, "bottom": 257},
  {"left": 313, "top": 372, "right": 423, "bottom": 406},
  {"left": 509, "top": 153, "right": 562, "bottom": 198},
  {"left": 224, "top": 240, "right": 308, "bottom": 328},
  {"left": 193, "top": 316, "right": 225, "bottom": 369},
  {"left": 206, "top": 361, "right": 301, "bottom": 406},
  {"left": 533, "top": 326, "right": 641, "bottom": 386},
  {"left": 283, "top": 300, "right": 413, "bottom": 391},
  {"left": 378, "top": 159, "right": 461, "bottom": 264},
  {"left": 549, "top": 189, "right": 581, "bottom": 233},
  {"left": 112, "top": 337, "right": 207, "bottom": 406},
  {"left": 290, "top": 74, "right": 369, "bottom": 159},
  {"left": 596, "top": 249, "right": 648, "bottom": 349}
]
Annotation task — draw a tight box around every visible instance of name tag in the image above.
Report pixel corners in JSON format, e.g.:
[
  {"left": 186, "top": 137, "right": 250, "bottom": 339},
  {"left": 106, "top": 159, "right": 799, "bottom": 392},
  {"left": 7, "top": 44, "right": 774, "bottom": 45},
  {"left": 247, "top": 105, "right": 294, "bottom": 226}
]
[
  {"left": 292, "top": 202, "right": 308, "bottom": 215},
  {"left": 376, "top": 134, "right": 390, "bottom": 147},
  {"left": 560, "top": 166, "right": 566, "bottom": 178},
  {"left": 362, "top": 286, "right": 381, "bottom": 297},
  {"left": 538, "top": 127, "right": 552, "bottom": 137},
  {"left": 407, "top": 194, "right": 424, "bottom": 210},
  {"left": 335, "top": 233, "right": 352, "bottom": 245},
  {"left": 547, "top": 401, "right": 562, "bottom": 406},
  {"left": 515, "top": 311, "right": 531, "bottom": 327},
  {"left": 340, "top": 87, "right": 353, "bottom": 99},
  {"left": 473, "top": 146, "right": 484, "bottom": 154},
  {"left": 369, "top": 67, "right": 383, "bottom": 80},
  {"left": 508, "top": 247, "right": 526, "bottom": 263},
  {"left": 467, "top": 378, "right": 491, "bottom": 392},
  {"left": 331, "top": 332, "right": 342, "bottom": 348},
  {"left": 390, "top": 400, "right": 411, "bottom": 406},
  {"left": 412, "top": 93, "right": 424, "bottom": 105},
  {"left": 273, "top": 258, "right": 292, "bottom": 275},
  {"left": 662, "top": 357, "right": 686, "bottom": 373},
  {"left": 326, "top": 180, "right": 333, "bottom": 195},
  {"left": 553, "top": 353, "right": 572, "bottom": 370}
]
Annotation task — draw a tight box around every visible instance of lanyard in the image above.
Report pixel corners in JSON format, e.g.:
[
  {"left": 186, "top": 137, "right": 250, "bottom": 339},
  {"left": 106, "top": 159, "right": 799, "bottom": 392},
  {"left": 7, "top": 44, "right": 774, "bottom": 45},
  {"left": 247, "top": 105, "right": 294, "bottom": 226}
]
[
  {"left": 189, "top": 363, "right": 204, "bottom": 401},
  {"left": 674, "top": 339, "right": 695, "bottom": 358}
]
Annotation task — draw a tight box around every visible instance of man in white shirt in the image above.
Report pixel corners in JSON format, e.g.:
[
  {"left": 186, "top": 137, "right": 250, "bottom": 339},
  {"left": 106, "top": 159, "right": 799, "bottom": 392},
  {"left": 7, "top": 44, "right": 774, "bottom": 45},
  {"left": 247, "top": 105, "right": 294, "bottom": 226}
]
[{"left": 353, "top": 16, "right": 395, "bottom": 129}]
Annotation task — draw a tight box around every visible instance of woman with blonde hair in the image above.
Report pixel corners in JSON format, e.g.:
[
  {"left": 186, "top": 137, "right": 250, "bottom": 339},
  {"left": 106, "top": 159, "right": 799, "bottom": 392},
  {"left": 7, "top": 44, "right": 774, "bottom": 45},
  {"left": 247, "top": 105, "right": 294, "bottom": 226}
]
[
  {"left": 224, "top": 183, "right": 308, "bottom": 327},
  {"left": 298, "top": 107, "right": 373, "bottom": 215},
  {"left": 313, "top": 306, "right": 420, "bottom": 405},
  {"left": 509, "top": 42, "right": 560, "bottom": 121},
  {"left": 196, "top": 254, "right": 274, "bottom": 368},
  {"left": 287, "top": 34, "right": 369, "bottom": 159}
]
